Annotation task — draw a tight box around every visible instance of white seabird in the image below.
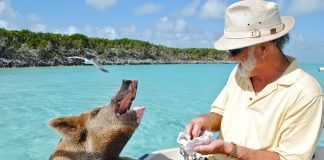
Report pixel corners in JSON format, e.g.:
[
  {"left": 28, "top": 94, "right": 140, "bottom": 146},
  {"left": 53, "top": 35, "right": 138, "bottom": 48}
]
[{"left": 67, "top": 56, "right": 108, "bottom": 73}]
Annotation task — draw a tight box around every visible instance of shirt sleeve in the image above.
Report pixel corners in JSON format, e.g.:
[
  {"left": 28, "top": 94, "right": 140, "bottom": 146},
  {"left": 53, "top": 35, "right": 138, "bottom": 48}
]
[
  {"left": 210, "top": 84, "right": 228, "bottom": 116},
  {"left": 273, "top": 95, "right": 324, "bottom": 160}
]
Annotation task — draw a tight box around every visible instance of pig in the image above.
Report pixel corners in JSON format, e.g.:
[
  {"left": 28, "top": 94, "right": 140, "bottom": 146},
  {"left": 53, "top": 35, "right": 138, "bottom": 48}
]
[{"left": 48, "top": 80, "right": 145, "bottom": 160}]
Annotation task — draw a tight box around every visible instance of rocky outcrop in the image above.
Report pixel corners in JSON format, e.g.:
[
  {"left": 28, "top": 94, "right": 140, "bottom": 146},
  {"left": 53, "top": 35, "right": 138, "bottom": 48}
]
[
  {"left": 0, "top": 47, "right": 231, "bottom": 67},
  {"left": 0, "top": 29, "right": 230, "bottom": 67}
]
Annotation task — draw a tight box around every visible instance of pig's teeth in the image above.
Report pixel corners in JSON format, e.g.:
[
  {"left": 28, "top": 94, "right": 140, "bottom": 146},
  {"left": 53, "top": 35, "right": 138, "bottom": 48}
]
[{"left": 133, "top": 106, "right": 145, "bottom": 123}]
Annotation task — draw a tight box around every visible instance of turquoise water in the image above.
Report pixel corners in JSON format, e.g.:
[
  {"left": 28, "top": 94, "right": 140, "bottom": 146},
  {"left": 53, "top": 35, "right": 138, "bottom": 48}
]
[{"left": 0, "top": 64, "right": 323, "bottom": 159}]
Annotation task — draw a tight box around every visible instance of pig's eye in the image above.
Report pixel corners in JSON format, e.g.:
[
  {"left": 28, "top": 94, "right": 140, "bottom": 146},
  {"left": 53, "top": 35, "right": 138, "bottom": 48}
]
[
  {"left": 90, "top": 108, "right": 100, "bottom": 118},
  {"left": 79, "top": 129, "right": 87, "bottom": 142}
]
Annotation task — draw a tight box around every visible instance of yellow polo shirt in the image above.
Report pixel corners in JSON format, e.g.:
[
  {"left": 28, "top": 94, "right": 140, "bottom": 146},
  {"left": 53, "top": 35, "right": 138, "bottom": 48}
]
[{"left": 210, "top": 57, "right": 324, "bottom": 160}]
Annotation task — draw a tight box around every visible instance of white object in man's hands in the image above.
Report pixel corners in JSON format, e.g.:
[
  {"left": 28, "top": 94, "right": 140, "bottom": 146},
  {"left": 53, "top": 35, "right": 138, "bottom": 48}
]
[{"left": 177, "top": 131, "right": 212, "bottom": 157}]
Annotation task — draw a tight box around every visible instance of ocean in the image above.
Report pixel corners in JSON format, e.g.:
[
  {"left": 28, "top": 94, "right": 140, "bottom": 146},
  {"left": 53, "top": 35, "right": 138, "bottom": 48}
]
[{"left": 0, "top": 64, "right": 323, "bottom": 159}]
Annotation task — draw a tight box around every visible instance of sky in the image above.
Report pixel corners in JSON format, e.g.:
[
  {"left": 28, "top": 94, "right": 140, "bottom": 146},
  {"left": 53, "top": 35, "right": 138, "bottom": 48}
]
[{"left": 0, "top": 0, "right": 323, "bottom": 63}]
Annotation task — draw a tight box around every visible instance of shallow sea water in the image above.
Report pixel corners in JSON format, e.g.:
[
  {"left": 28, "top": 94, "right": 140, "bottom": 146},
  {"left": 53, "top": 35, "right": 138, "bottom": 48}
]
[{"left": 0, "top": 64, "right": 323, "bottom": 159}]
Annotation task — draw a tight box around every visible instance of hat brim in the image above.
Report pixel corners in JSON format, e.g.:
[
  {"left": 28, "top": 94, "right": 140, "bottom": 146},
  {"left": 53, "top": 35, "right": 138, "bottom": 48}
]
[{"left": 213, "top": 16, "right": 295, "bottom": 50}]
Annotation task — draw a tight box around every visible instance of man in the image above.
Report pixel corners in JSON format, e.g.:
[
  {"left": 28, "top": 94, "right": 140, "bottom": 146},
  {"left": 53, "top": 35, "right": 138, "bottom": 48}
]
[{"left": 185, "top": 0, "right": 324, "bottom": 160}]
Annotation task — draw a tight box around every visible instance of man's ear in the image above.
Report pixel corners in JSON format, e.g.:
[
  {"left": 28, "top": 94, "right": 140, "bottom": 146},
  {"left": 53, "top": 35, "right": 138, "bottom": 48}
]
[
  {"left": 257, "top": 42, "right": 272, "bottom": 58},
  {"left": 259, "top": 42, "right": 271, "bottom": 52},
  {"left": 48, "top": 116, "right": 81, "bottom": 138}
]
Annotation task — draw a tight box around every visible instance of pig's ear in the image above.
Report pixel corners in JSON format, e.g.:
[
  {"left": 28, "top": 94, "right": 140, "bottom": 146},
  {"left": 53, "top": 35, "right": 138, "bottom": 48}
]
[{"left": 48, "top": 116, "right": 80, "bottom": 137}]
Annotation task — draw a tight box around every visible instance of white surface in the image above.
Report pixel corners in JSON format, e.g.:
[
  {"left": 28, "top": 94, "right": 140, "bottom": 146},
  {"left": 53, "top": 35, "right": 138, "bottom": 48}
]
[
  {"left": 144, "top": 148, "right": 184, "bottom": 160},
  {"left": 144, "top": 147, "right": 324, "bottom": 160}
]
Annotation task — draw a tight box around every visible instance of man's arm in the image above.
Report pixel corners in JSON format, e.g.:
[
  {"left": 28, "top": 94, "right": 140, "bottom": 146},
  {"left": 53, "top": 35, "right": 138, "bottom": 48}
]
[
  {"left": 235, "top": 143, "right": 280, "bottom": 160},
  {"left": 185, "top": 112, "right": 222, "bottom": 139},
  {"left": 185, "top": 112, "right": 222, "bottom": 138},
  {"left": 194, "top": 139, "right": 280, "bottom": 160}
]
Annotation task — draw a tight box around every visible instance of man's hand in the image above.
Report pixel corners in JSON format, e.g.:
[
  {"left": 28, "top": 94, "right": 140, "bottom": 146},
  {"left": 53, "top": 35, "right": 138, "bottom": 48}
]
[
  {"left": 193, "top": 139, "right": 228, "bottom": 155},
  {"left": 194, "top": 139, "right": 281, "bottom": 160},
  {"left": 185, "top": 112, "right": 222, "bottom": 139},
  {"left": 185, "top": 116, "right": 209, "bottom": 139}
]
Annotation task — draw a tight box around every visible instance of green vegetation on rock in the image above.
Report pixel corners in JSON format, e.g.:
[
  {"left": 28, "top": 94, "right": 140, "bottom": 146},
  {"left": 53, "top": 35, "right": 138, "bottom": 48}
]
[{"left": 0, "top": 28, "right": 228, "bottom": 67}]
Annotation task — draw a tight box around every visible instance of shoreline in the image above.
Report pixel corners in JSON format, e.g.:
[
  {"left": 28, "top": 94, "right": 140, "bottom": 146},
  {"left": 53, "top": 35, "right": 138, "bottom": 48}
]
[
  {"left": 0, "top": 58, "right": 234, "bottom": 68},
  {"left": 0, "top": 29, "right": 231, "bottom": 68}
]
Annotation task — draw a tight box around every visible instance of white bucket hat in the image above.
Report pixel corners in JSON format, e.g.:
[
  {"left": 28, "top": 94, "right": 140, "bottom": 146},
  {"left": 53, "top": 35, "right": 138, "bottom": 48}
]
[{"left": 214, "top": 0, "right": 295, "bottom": 50}]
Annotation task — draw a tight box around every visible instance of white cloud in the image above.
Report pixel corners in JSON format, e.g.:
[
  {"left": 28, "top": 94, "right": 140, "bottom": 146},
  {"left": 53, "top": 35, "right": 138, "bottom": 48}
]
[
  {"left": 175, "top": 19, "right": 186, "bottom": 32},
  {"left": 66, "top": 25, "right": 79, "bottom": 35},
  {"left": 54, "top": 25, "right": 79, "bottom": 35},
  {"left": 181, "top": 0, "right": 201, "bottom": 17},
  {"left": 287, "top": 0, "right": 324, "bottom": 16},
  {"left": 0, "top": 1, "right": 5, "bottom": 13},
  {"left": 28, "top": 14, "right": 41, "bottom": 22},
  {"left": 120, "top": 25, "right": 136, "bottom": 35},
  {"left": 200, "top": 0, "right": 227, "bottom": 20},
  {"left": 31, "top": 24, "right": 47, "bottom": 32},
  {"left": 289, "top": 33, "right": 305, "bottom": 47},
  {"left": 149, "top": 16, "right": 220, "bottom": 48},
  {"left": 0, "top": 0, "right": 19, "bottom": 21},
  {"left": 285, "top": 33, "right": 324, "bottom": 63},
  {"left": 84, "top": 25, "right": 94, "bottom": 34},
  {"left": 155, "top": 17, "right": 187, "bottom": 33},
  {"left": 83, "top": 25, "right": 121, "bottom": 39},
  {"left": 0, "top": 0, "right": 220, "bottom": 49},
  {"left": 155, "top": 17, "right": 173, "bottom": 32},
  {"left": 0, "top": 0, "right": 47, "bottom": 31},
  {"left": 144, "top": 28, "right": 218, "bottom": 48},
  {"left": 0, "top": 19, "right": 8, "bottom": 29},
  {"left": 0, "top": 0, "right": 220, "bottom": 50},
  {"left": 133, "top": 3, "right": 162, "bottom": 16},
  {"left": 86, "top": 0, "right": 117, "bottom": 10},
  {"left": 101, "top": 26, "right": 117, "bottom": 39}
]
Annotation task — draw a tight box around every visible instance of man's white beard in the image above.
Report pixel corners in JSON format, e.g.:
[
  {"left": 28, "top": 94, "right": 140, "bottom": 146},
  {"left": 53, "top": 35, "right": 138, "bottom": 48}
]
[{"left": 237, "top": 46, "right": 256, "bottom": 78}]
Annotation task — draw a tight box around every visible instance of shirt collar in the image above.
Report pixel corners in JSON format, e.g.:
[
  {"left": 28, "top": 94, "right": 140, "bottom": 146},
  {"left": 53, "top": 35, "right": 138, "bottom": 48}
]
[
  {"left": 235, "top": 56, "right": 300, "bottom": 86},
  {"left": 274, "top": 56, "right": 300, "bottom": 86}
]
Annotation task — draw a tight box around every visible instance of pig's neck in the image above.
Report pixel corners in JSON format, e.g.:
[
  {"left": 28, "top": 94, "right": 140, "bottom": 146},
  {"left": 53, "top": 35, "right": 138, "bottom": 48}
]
[
  {"left": 49, "top": 139, "right": 92, "bottom": 160},
  {"left": 102, "top": 128, "right": 136, "bottom": 160}
]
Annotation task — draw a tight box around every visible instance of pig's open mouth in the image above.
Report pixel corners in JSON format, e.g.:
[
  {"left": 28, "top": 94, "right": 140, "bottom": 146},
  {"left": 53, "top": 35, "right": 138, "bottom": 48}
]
[{"left": 116, "top": 80, "right": 145, "bottom": 123}]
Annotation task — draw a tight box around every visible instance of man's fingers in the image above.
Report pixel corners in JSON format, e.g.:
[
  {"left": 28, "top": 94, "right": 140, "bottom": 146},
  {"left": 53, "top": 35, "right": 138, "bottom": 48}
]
[
  {"left": 185, "top": 123, "right": 194, "bottom": 138},
  {"left": 193, "top": 144, "right": 213, "bottom": 155},
  {"left": 192, "top": 123, "right": 203, "bottom": 138},
  {"left": 194, "top": 140, "right": 223, "bottom": 155},
  {"left": 199, "top": 129, "right": 206, "bottom": 137}
]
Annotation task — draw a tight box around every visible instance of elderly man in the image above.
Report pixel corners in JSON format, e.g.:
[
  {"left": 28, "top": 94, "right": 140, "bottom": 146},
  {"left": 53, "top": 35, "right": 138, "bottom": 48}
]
[{"left": 185, "top": 0, "right": 324, "bottom": 160}]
